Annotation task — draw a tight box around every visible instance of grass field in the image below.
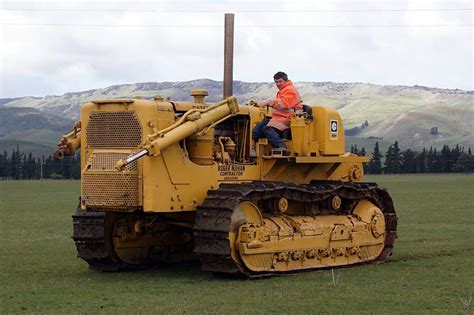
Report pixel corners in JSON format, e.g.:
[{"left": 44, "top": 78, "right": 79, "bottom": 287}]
[{"left": 1, "top": 175, "right": 473, "bottom": 314}]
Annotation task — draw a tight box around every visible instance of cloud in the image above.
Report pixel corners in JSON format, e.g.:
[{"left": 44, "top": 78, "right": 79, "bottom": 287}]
[{"left": 0, "top": 0, "right": 472, "bottom": 97}]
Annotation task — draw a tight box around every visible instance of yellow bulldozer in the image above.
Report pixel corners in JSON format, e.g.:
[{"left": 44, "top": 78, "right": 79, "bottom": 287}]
[{"left": 54, "top": 89, "right": 397, "bottom": 277}]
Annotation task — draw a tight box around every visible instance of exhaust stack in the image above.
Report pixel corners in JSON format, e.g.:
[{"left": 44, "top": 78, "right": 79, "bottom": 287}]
[{"left": 223, "top": 13, "right": 234, "bottom": 98}]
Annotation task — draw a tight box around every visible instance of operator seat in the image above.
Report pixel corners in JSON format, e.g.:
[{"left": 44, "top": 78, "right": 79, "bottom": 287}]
[{"left": 302, "top": 104, "right": 313, "bottom": 119}]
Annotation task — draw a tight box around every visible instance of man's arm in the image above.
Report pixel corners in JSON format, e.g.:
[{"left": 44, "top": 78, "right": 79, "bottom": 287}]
[{"left": 272, "top": 90, "right": 299, "bottom": 110}]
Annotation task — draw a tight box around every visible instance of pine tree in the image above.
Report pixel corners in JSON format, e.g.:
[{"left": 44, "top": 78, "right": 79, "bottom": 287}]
[
  {"left": 22, "top": 155, "right": 27, "bottom": 179},
  {"left": 39, "top": 156, "right": 45, "bottom": 179},
  {"left": 368, "top": 142, "right": 383, "bottom": 174},
  {"left": 26, "top": 152, "right": 34, "bottom": 179},
  {"left": 416, "top": 148, "right": 427, "bottom": 173},
  {"left": 62, "top": 157, "right": 72, "bottom": 179},
  {"left": 0, "top": 150, "right": 5, "bottom": 178},
  {"left": 450, "top": 145, "right": 461, "bottom": 172},
  {"left": 10, "top": 146, "right": 19, "bottom": 179},
  {"left": 402, "top": 149, "right": 417, "bottom": 173},
  {"left": 439, "top": 145, "right": 447, "bottom": 172},
  {"left": 432, "top": 148, "right": 440, "bottom": 172},
  {"left": 384, "top": 141, "right": 402, "bottom": 174},
  {"left": 44, "top": 155, "right": 53, "bottom": 178},
  {"left": 384, "top": 145, "right": 394, "bottom": 174},
  {"left": 350, "top": 144, "right": 360, "bottom": 155},
  {"left": 392, "top": 141, "right": 402, "bottom": 173},
  {"left": 454, "top": 152, "right": 474, "bottom": 172},
  {"left": 359, "top": 147, "right": 368, "bottom": 173},
  {"left": 426, "top": 147, "right": 436, "bottom": 172}
]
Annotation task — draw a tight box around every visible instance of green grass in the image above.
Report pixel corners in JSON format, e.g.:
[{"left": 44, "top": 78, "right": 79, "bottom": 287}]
[{"left": 1, "top": 175, "right": 473, "bottom": 314}]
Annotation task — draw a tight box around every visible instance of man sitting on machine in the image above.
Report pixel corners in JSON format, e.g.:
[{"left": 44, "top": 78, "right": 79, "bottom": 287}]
[{"left": 252, "top": 71, "right": 303, "bottom": 155}]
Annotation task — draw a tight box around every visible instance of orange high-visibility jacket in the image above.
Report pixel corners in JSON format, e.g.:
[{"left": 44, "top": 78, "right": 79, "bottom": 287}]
[{"left": 267, "top": 80, "right": 303, "bottom": 131}]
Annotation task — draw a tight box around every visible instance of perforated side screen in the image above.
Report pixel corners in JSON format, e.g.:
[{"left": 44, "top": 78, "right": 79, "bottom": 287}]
[{"left": 82, "top": 173, "right": 139, "bottom": 207}]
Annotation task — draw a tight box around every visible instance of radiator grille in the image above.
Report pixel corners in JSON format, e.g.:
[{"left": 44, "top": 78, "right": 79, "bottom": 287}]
[
  {"left": 87, "top": 111, "right": 142, "bottom": 148},
  {"left": 82, "top": 173, "right": 139, "bottom": 207}
]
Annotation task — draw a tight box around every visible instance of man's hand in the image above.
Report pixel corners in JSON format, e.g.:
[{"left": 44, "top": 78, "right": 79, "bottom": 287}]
[
  {"left": 248, "top": 100, "right": 260, "bottom": 107},
  {"left": 262, "top": 99, "right": 273, "bottom": 107}
]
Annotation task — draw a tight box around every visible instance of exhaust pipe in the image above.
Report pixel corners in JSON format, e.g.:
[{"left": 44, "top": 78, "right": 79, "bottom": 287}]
[{"left": 223, "top": 13, "right": 234, "bottom": 98}]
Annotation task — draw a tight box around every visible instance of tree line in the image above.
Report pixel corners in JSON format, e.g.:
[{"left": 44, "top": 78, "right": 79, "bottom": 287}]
[
  {"left": 0, "top": 142, "right": 472, "bottom": 180},
  {"left": 0, "top": 145, "right": 80, "bottom": 180},
  {"left": 351, "top": 142, "right": 473, "bottom": 174}
]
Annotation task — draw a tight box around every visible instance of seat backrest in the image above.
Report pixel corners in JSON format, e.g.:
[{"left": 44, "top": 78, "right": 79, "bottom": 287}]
[{"left": 302, "top": 104, "right": 313, "bottom": 119}]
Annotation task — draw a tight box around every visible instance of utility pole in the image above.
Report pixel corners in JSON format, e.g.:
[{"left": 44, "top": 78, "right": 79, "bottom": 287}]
[{"left": 223, "top": 13, "right": 234, "bottom": 98}]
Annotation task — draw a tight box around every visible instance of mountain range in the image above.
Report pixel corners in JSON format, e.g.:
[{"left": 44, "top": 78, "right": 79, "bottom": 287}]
[{"left": 0, "top": 79, "right": 472, "bottom": 157}]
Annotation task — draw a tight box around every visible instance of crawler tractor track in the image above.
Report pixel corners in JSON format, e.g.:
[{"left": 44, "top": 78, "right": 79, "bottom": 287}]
[
  {"left": 72, "top": 210, "right": 124, "bottom": 271},
  {"left": 193, "top": 181, "right": 397, "bottom": 277},
  {"left": 72, "top": 210, "right": 195, "bottom": 271}
]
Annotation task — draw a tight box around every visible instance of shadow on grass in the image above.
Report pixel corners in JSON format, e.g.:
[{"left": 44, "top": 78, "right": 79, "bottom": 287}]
[
  {"left": 76, "top": 261, "right": 247, "bottom": 282},
  {"left": 75, "top": 260, "right": 296, "bottom": 283}
]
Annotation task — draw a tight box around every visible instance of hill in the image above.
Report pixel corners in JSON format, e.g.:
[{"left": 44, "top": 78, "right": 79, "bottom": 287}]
[
  {"left": 1, "top": 79, "right": 472, "bottom": 155},
  {"left": 0, "top": 107, "right": 74, "bottom": 157}
]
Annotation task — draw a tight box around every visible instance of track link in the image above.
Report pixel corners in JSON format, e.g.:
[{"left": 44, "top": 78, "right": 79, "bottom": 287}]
[{"left": 193, "top": 181, "right": 398, "bottom": 277}]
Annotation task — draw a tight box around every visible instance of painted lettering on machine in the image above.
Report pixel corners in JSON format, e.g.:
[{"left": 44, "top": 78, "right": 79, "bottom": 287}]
[{"left": 218, "top": 163, "right": 245, "bottom": 180}]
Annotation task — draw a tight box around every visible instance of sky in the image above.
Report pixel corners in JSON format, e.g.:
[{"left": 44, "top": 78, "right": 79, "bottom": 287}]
[{"left": 0, "top": 0, "right": 472, "bottom": 98}]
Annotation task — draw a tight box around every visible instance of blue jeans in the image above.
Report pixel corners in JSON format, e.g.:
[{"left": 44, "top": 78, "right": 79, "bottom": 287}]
[{"left": 252, "top": 119, "right": 287, "bottom": 148}]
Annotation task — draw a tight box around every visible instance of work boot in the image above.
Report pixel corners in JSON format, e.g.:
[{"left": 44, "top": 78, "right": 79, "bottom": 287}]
[{"left": 272, "top": 147, "right": 290, "bottom": 156}]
